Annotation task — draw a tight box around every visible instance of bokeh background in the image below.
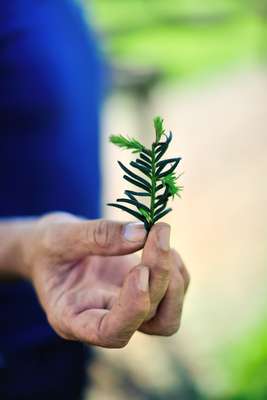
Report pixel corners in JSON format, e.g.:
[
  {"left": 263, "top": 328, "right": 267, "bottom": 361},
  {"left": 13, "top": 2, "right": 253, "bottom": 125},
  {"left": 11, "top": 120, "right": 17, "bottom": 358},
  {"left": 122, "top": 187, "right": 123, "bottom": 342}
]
[{"left": 84, "top": 1, "right": 267, "bottom": 399}]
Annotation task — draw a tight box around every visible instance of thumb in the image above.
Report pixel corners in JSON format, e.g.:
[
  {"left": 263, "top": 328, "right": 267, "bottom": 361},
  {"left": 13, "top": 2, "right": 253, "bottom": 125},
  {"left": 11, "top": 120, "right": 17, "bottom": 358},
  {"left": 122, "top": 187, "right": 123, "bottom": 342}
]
[{"left": 54, "top": 219, "right": 148, "bottom": 258}]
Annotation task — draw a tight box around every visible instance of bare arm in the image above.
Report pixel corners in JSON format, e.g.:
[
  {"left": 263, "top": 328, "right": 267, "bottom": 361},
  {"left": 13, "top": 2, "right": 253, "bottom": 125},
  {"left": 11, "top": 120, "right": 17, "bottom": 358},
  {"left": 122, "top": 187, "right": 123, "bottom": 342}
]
[{"left": 0, "top": 218, "right": 33, "bottom": 279}]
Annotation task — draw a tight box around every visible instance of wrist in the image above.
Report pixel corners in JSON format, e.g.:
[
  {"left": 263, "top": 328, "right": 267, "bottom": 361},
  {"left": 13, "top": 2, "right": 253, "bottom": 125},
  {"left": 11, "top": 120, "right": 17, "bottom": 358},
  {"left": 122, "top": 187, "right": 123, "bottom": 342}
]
[
  {"left": 15, "top": 218, "right": 37, "bottom": 280},
  {"left": 0, "top": 218, "right": 37, "bottom": 280}
]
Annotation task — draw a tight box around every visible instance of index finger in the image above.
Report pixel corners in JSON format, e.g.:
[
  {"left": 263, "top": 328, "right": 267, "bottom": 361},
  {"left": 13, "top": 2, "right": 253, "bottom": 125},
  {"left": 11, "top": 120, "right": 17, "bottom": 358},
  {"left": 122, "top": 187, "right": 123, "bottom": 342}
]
[{"left": 141, "top": 223, "right": 171, "bottom": 313}]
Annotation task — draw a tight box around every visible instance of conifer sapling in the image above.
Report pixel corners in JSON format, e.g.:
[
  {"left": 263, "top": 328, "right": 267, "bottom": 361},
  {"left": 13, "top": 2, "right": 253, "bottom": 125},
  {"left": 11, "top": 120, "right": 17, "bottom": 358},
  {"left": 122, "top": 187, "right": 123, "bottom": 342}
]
[{"left": 107, "top": 117, "right": 183, "bottom": 232}]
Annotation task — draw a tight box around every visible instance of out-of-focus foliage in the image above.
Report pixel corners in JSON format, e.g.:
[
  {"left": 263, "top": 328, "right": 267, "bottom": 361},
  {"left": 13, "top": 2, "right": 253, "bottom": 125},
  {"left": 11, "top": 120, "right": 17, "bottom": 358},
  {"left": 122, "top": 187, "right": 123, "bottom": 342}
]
[
  {"left": 218, "top": 313, "right": 267, "bottom": 400},
  {"left": 90, "top": 0, "right": 266, "bottom": 79}
]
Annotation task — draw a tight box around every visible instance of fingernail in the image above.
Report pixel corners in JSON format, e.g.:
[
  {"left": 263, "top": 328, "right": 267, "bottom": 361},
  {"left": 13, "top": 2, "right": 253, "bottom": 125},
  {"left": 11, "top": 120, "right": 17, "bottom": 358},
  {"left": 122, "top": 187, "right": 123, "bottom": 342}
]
[
  {"left": 158, "top": 225, "right": 170, "bottom": 251},
  {"left": 123, "top": 222, "right": 147, "bottom": 242},
  {"left": 138, "top": 266, "right": 149, "bottom": 291}
]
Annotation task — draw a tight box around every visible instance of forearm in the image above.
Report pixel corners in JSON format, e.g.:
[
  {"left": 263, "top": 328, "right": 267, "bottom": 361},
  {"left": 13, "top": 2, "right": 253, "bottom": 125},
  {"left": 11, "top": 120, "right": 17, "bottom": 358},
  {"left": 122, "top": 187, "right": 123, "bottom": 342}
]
[{"left": 0, "top": 218, "right": 34, "bottom": 279}]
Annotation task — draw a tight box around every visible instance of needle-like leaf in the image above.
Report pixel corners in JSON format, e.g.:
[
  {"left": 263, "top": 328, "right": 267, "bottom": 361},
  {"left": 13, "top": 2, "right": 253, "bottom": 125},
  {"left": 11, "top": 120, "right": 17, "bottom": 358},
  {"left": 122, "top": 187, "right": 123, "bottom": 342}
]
[
  {"left": 109, "top": 135, "right": 144, "bottom": 154},
  {"left": 107, "top": 117, "right": 183, "bottom": 232},
  {"left": 130, "top": 161, "right": 151, "bottom": 177}
]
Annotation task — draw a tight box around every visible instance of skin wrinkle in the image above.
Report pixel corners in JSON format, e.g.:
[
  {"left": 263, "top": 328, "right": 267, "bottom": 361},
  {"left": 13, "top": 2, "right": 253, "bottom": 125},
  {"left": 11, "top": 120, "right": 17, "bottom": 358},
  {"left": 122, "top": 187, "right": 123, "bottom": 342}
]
[
  {"left": 45, "top": 262, "right": 75, "bottom": 293},
  {"left": 41, "top": 221, "right": 90, "bottom": 262},
  {"left": 47, "top": 259, "right": 87, "bottom": 311},
  {"left": 2, "top": 214, "right": 189, "bottom": 347},
  {"left": 92, "top": 219, "right": 111, "bottom": 249},
  {"left": 143, "top": 252, "right": 171, "bottom": 320},
  {"left": 95, "top": 310, "right": 109, "bottom": 345},
  {"left": 47, "top": 255, "right": 121, "bottom": 336},
  {"left": 68, "top": 286, "right": 119, "bottom": 316},
  {"left": 139, "top": 247, "right": 185, "bottom": 334},
  {"left": 94, "top": 268, "right": 150, "bottom": 348}
]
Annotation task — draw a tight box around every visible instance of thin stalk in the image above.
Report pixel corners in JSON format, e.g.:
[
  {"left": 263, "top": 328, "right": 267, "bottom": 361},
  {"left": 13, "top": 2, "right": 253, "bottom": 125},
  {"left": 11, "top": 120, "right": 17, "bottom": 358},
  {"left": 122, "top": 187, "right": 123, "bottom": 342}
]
[{"left": 149, "top": 143, "right": 157, "bottom": 230}]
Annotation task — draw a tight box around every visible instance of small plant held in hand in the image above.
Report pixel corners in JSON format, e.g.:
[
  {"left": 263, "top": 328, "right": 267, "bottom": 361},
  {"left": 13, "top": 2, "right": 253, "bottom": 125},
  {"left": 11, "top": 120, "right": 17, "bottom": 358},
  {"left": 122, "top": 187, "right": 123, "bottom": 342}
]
[{"left": 107, "top": 117, "right": 183, "bottom": 232}]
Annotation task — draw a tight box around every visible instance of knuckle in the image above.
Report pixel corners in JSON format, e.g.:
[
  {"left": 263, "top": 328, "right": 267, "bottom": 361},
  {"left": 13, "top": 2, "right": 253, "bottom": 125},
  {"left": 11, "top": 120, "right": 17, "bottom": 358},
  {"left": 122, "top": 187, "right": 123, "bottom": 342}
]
[
  {"left": 179, "top": 267, "right": 190, "bottom": 292},
  {"left": 162, "top": 320, "right": 181, "bottom": 336},
  {"left": 172, "top": 273, "right": 185, "bottom": 293},
  {"left": 171, "top": 248, "right": 183, "bottom": 266},
  {"left": 164, "top": 323, "right": 181, "bottom": 336},
  {"left": 112, "top": 338, "right": 129, "bottom": 349},
  {"left": 100, "top": 334, "right": 129, "bottom": 349},
  {"left": 154, "top": 263, "right": 170, "bottom": 280},
  {"left": 127, "top": 300, "right": 149, "bottom": 322},
  {"left": 135, "top": 303, "right": 150, "bottom": 320},
  {"left": 145, "top": 305, "right": 157, "bottom": 321},
  {"left": 172, "top": 250, "right": 191, "bottom": 289},
  {"left": 134, "top": 295, "right": 151, "bottom": 318},
  {"left": 97, "top": 320, "right": 131, "bottom": 349},
  {"left": 154, "top": 313, "right": 181, "bottom": 336},
  {"left": 158, "top": 247, "right": 171, "bottom": 261},
  {"left": 93, "top": 220, "right": 112, "bottom": 249}
]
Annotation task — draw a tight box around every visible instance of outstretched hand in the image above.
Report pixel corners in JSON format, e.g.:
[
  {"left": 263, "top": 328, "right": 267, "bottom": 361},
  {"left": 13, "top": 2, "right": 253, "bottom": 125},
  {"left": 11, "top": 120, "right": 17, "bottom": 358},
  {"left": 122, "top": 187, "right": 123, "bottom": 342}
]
[{"left": 22, "top": 213, "right": 189, "bottom": 348}]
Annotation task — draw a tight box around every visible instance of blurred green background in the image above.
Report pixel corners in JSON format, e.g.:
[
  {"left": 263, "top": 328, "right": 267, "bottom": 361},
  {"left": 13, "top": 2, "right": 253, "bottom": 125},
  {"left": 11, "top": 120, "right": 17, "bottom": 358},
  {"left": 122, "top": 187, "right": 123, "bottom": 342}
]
[
  {"left": 91, "top": 0, "right": 266, "bottom": 80},
  {"left": 83, "top": 1, "right": 267, "bottom": 399}
]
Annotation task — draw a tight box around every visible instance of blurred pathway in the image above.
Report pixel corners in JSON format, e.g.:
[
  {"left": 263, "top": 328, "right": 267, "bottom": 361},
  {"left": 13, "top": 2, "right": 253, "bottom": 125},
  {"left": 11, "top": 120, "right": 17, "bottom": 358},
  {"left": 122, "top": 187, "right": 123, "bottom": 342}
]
[{"left": 96, "top": 66, "right": 267, "bottom": 398}]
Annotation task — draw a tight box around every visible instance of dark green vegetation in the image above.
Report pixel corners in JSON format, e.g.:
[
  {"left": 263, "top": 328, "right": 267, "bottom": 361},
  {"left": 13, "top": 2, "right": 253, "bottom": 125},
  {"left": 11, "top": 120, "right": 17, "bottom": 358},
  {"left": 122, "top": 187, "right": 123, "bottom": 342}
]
[{"left": 107, "top": 117, "right": 182, "bottom": 231}]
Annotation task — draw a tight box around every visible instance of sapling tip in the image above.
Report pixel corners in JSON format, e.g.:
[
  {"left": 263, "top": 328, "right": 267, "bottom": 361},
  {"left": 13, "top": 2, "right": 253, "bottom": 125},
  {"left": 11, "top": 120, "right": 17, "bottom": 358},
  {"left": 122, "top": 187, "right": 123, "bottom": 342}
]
[{"left": 107, "top": 117, "right": 183, "bottom": 232}]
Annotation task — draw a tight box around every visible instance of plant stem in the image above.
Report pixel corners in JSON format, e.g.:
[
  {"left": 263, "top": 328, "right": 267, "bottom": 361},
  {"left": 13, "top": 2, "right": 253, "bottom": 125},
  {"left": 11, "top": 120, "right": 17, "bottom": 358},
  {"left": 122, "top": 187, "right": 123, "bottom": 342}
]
[{"left": 149, "top": 143, "right": 157, "bottom": 230}]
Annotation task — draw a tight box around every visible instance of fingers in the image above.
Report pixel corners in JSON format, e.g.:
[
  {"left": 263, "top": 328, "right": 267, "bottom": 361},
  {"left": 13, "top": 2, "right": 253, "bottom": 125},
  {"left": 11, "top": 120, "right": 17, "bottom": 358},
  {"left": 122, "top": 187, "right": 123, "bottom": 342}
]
[
  {"left": 69, "top": 265, "right": 151, "bottom": 348},
  {"left": 139, "top": 249, "right": 189, "bottom": 336},
  {"left": 141, "top": 222, "right": 171, "bottom": 318},
  {"left": 49, "top": 219, "right": 148, "bottom": 259},
  {"left": 172, "top": 251, "right": 190, "bottom": 294}
]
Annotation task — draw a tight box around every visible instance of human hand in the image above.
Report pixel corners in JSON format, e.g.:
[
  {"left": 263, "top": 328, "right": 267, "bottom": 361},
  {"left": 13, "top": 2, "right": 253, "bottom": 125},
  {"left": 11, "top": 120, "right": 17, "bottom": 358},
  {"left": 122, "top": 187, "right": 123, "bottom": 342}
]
[{"left": 20, "top": 213, "right": 189, "bottom": 348}]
